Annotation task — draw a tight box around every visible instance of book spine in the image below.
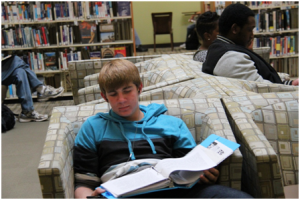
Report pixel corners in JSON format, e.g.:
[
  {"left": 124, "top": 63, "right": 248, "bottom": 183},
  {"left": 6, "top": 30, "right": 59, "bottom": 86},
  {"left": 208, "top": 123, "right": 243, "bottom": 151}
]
[
  {"left": 60, "top": 3, "right": 63, "bottom": 18},
  {"left": 4, "top": 4, "right": 9, "bottom": 22},
  {"left": 78, "top": 2, "right": 82, "bottom": 18},
  {"left": 109, "top": 1, "right": 113, "bottom": 17},
  {"left": 284, "top": 36, "right": 287, "bottom": 55},
  {"left": 69, "top": 26, "right": 73, "bottom": 44},
  {"left": 9, "top": 29, "right": 14, "bottom": 47},
  {"left": 44, "top": 26, "right": 50, "bottom": 46},
  {"left": 49, "top": 4, "right": 53, "bottom": 20},
  {"left": 269, "top": 11, "right": 273, "bottom": 32},
  {"left": 12, "top": 28, "right": 17, "bottom": 47},
  {"left": 8, "top": 5, "right": 12, "bottom": 22},
  {"left": 55, "top": 3, "right": 59, "bottom": 19},
  {"left": 86, "top": 1, "right": 90, "bottom": 18},
  {"left": 30, "top": 52, "right": 34, "bottom": 70},
  {"left": 98, "top": 2, "right": 102, "bottom": 17},
  {"left": 70, "top": 50, "right": 74, "bottom": 61},
  {"left": 285, "top": 10, "right": 290, "bottom": 30},
  {"left": 77, "top": 51, "right": 81, "bottom": 60},
  {"left": 56, "top": 31, "right": 59, "bottom": 45},
  {"left": 60, "top": 52, "right": 64, "bottom": 69},
  {"left": 41, "top": 27, "right": 47, "bottom": 45},
  {"left": 2, "top": 5, "right": 6, "bottom": 21},
  {"left": 280, "top": 37, "right": 284, "bottom": 56},
  {"left": 58, "top": 55, "right": 61, "bottom": 70},
  {"left": 276, "top": 36, "right": 280, "bottom": 56},
  {"left": 272, "top": 10, "right": 276, "bottom": 31},
  {"left": 65, "top": 2, "right": 69, "bottom": 18},
  {"left": 41, "top": 53, "right": 45, "bottom": 71},
  {"left": 60, "top": 25, "right": 63, "bottom": 45},
  {"left": 95, "top": 2, "right": 99, "bottom": 17},
  {"left": 21, "top": 27, "right": 26, "bottom": 47},
  {"left": 68, "top": 2, "right": 73, "bottom": 19},
  {"left": 27, "top": 4, "right": 31, "bottom": 21},
  {"left": 265, "top": 12, "right": 269, "bottom": 32},
  {"left": 38, "top": 29, "right": 43, "bottom": 46},
  {"left": 40, "top": 2, "right": 44, "bottom": 20},
  {"left": 287, "top": 36, "right": 291, "bottom": 55},
  {"left": 28, "top": 3, "right": 32, "bottom": 21}
]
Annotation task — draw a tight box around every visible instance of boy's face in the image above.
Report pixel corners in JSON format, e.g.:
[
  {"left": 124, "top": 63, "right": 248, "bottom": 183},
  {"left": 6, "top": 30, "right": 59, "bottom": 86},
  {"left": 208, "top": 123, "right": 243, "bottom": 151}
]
[{"left": 102, "top": 82, "right": 142, "bottom": 121}]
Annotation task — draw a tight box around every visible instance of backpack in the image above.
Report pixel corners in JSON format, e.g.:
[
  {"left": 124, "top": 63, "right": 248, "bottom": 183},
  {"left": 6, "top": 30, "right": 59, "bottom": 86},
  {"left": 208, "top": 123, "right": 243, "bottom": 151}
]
[
  {"left": 185, "top": 28, "right": 200, "bottom": 50},
  {"left": 2, "top": 104, "right": 16, "bottom": 133}
]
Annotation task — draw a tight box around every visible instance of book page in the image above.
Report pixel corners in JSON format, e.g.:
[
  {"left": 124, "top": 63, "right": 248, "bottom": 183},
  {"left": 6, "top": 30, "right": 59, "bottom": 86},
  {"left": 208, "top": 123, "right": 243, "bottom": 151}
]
[
  {"left": 155, "top": 140, "right": 233, "bottom": 185},
  {"left": 101, "top": 168, "right": 168, "bottom": 197},
  {"left": 154, "top": 145, "right": 216, "bottom": 181}
]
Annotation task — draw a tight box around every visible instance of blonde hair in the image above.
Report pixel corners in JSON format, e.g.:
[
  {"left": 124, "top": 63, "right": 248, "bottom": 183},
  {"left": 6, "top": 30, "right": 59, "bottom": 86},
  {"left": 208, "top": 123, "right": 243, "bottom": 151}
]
[{"left": 98, "top": 59, "right": 142, "bottom": 95}]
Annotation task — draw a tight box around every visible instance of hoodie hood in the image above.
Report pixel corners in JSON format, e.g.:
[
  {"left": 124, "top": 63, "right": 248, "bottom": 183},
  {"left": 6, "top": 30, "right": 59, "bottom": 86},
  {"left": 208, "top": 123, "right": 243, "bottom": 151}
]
[{"left": 97, "top": 103, "right": 167, "bottom": 160}]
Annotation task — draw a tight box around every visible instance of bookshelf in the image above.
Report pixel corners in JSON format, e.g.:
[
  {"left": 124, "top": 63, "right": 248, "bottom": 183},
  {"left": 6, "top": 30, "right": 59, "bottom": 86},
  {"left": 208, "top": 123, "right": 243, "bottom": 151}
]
[
  {"left": 1, "top": 1, "right": 136, "bottom": 100},
  {"left": 236, "top": 1, "right": 299, "bottom": 78}
]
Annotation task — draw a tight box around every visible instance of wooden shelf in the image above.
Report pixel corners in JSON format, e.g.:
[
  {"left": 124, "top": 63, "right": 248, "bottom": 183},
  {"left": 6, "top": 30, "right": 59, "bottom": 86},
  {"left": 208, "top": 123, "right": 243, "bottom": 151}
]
[
  {"left": 1, "top": 16, "right": 132, "bottom": 26},
  {"left": 1, "top": 40, "right": 134, "bottom": 51},
  {"left": 254, "top": 29, "right": 299, "bottom": 36},
  {"left": 5, "top": 92, "right": 73, "bottom": 100},
  {"left": 249, "top": 5, "right": 299, "bottom": 11},
  {"left": 270, "top": 54, "right": 299, "bottom": 59},
  {"left": 35, "top": 70, "right": 69, "bottom": 75}
]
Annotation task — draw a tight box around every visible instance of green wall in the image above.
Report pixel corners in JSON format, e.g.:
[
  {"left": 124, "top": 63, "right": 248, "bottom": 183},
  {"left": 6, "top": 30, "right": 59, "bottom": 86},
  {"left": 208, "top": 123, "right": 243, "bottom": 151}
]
[{"left": 132, "top": 1, "right": 201, "bottom": 45}]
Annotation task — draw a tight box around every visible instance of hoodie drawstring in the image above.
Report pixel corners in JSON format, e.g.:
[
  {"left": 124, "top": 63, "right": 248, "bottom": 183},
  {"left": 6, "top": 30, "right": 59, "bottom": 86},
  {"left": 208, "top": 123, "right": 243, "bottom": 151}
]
[
  {"left": 117, "top": 120, "right": 157, "bottom": 161},
  {"left": 141, "top": 121, "right": 157, "bottom": 155},
  {"left": 118, "top": 121, "right": 136, "bottom": 160}
]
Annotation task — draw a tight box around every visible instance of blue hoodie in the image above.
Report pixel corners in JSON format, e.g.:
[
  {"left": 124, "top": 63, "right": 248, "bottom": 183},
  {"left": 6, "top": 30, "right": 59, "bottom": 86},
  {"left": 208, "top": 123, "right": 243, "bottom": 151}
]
[{"left": 74, "top": 103, "right": 196, "bottom": 184}]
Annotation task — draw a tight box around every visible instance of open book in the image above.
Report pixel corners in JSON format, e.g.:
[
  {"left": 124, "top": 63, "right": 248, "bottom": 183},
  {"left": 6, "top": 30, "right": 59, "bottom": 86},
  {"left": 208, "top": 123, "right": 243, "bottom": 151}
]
[{"left": 100, "top": 134, "right": 240, "bottom": 198}]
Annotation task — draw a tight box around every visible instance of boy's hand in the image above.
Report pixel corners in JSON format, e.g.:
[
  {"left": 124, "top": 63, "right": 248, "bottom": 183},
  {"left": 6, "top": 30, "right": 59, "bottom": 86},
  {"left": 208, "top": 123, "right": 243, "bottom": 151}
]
[
  {"left": 90, "top": 187, "right": 106, "bottom": 196},
  {"left": 199, "top": 168, "right": 219, "bottom": 185},
  {"left": 292, "top": 78, "right": 299, "bottom": 86}
]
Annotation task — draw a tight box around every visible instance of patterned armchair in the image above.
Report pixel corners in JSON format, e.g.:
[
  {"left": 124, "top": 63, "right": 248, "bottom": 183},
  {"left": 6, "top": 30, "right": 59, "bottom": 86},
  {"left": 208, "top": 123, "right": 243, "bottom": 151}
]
[
  {"left": 37, "top": 98, "right": 243, "bottom": 198},
  {"left": 222, "top": 92, "right": 298, "bottom": 198}
]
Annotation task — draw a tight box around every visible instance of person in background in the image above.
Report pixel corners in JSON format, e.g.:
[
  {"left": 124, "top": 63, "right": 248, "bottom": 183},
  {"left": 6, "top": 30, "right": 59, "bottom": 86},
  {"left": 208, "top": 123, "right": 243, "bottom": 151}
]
[
  {"left": 202, "top": 4, "right": 299, "bottom": 86},
  {"left": 135, "top": 29, "right": 148, "bottom": 52},
  {"left": 180, "top": 11, "right": 201, "bottom": 49},
  {"left": 2, "top": 55, "right": 64, "bottom": 122},
  {"left": 193, "top": 11, "right": 219, "bottom": 62},
  {"left": 73, "top": 59, "right": 253, "bottom": 198}
]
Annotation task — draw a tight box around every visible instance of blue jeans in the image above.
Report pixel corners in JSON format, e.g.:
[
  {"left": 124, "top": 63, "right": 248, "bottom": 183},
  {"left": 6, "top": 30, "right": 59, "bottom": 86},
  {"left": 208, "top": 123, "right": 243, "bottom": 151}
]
[
  {"left": 131, "top": 184, "right": 253, "bottom": 198},
  {"left": 134, "top": 29, "right": 141, "bottom": 47},
  {"left": 186, "top": 23, "right": 196, "bottom": 41},
  {"left": 2, "top": 56, "right": 43, "bottom": 112}
]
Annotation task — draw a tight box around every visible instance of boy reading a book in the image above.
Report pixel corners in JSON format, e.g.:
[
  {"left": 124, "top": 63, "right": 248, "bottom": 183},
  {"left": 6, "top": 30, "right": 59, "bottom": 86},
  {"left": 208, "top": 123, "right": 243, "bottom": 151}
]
[{"left": 73, "top": 59, "right": 252, "bottom": 198}]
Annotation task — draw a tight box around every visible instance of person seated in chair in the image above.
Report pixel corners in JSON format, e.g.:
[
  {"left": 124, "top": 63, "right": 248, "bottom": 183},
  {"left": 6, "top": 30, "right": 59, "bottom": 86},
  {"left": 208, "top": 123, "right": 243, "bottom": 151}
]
[
  {"left": 193, "top": 11, "right": 219, "bottom": 63},
  {"left": 202, "top": 4, "right": 299, "bottom": 86},
  {"left": 2, "top": 54, "right": 64, "bottom": 122},
  {"left": 73, "top": 59, "right": 253, "bottom": 198},
  {"left": 135, "top": 29, "right": 148, "bottom": 52}
]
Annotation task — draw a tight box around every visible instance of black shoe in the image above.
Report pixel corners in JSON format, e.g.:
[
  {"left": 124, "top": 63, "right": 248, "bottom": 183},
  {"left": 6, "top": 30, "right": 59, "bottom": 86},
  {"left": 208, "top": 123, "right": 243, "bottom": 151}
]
[{"left": 136, "top": 46, "right": 148, "bottom": 52}]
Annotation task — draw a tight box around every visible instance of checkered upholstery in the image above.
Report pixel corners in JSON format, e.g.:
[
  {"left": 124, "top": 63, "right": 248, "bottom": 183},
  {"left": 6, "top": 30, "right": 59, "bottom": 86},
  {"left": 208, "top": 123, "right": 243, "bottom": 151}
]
[{"left": 38, "top": 53, "right": 298, "bottom": 198}]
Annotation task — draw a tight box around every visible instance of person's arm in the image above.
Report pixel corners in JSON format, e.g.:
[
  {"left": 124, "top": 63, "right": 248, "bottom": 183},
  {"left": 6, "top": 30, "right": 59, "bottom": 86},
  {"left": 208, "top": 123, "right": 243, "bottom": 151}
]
[
  {"left": 213, "top": 51, "right": 272, "bottom": 84},
  {"left": 74, "top": 119, "right": 101, "bottom": 198},
  {"left": 172, "top": 118, "right": 197, "bottom": 158},
  {"left": 189, "top": 11, "right": 201, "bottom": 22}
]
